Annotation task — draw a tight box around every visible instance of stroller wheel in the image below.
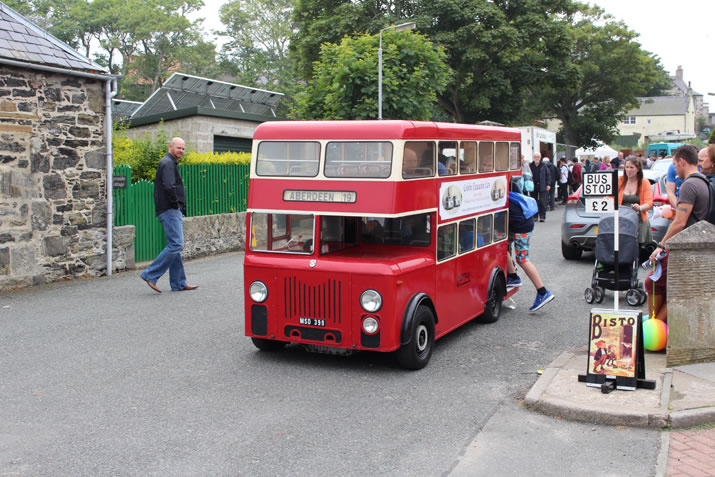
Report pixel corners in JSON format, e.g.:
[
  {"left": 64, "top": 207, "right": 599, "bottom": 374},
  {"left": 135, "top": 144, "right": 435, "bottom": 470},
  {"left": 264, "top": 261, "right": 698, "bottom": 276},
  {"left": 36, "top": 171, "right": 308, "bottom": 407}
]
[
  {"left": 626, "top": 289, "right": 641, "bottom": 307},
  {"left": 638, "top": 289, "right": 648, "bottom": 306},
  {"left": 584, "top": 288, "right": 595, "bottom": 304},
  {"left": 594, "top": 286, "right": 604, "bottom": 304}
]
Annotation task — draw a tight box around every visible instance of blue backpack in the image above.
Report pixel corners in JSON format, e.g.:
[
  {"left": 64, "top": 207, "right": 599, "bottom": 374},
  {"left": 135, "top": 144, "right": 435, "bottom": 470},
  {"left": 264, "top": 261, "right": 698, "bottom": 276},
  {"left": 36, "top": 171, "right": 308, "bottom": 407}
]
[{"left": 509, "top": 191, "right": 538, "bottom": 219}]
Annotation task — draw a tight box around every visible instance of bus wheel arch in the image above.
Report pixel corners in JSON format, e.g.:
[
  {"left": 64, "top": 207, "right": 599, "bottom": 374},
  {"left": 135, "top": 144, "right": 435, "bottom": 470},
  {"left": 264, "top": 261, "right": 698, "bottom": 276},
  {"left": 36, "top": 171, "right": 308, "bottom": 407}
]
[
  {"left": 397, "top": 293, "right": 437, "bottom": 370},
  {"left": 477, "top": 267, "right": 505, "bottom": 324}
]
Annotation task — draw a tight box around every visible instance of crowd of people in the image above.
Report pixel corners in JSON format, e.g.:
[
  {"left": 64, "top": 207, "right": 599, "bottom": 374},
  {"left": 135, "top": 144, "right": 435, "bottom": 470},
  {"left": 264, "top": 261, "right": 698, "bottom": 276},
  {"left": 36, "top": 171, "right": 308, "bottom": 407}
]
[{"left": 518, "top": 145, "right": 714, "bottom": 324}]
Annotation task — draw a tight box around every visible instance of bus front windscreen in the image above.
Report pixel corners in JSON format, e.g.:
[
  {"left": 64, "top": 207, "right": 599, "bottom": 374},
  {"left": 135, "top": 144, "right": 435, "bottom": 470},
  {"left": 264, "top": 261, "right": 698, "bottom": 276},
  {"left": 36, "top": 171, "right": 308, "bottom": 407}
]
[{"left": 250, "top": 213, "right": 314, "bottom": 253}]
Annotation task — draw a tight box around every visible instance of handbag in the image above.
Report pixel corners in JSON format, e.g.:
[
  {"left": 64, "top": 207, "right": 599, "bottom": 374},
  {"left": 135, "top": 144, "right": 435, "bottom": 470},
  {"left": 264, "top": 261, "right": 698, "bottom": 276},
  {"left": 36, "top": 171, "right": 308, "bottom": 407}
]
[
  {"left": 522, "top": 171, "right": 534, "bottom": 193},
  {"left": 509, "top": 191, "right": 538, "bottom": 218}
]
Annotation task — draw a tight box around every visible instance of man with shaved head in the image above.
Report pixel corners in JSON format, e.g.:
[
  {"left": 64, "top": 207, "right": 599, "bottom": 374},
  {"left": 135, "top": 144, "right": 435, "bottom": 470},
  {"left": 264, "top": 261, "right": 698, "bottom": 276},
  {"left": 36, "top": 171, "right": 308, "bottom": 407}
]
[{"left": 140, "top": 137, "right": 198, "bottom": 293}]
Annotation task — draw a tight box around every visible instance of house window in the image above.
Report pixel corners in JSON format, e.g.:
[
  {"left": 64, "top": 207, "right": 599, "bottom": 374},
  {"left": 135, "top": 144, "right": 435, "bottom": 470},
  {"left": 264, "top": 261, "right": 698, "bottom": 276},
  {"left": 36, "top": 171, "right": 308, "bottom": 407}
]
[{"left": 623, "top": 116, "right": 636, "bottom": 125}]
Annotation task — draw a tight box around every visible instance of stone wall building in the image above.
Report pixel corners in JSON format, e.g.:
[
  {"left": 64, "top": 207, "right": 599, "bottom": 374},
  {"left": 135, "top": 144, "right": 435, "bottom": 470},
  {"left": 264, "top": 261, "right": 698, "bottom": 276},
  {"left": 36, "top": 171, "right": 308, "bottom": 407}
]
[{"left": 0, "top": 3, "right": 119, "bottom": 289}]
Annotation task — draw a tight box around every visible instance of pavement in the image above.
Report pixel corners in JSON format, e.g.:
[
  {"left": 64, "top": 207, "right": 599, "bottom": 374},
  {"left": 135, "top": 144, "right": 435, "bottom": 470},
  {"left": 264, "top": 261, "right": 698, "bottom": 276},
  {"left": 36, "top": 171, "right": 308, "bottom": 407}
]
[{"left": 523, "top": 348, "right": 715, "bottom": 476}]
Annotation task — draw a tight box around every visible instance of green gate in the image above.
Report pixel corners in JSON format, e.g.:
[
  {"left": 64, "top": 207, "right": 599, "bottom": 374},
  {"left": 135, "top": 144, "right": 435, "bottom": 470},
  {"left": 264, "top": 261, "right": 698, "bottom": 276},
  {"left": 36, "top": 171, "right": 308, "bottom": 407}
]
[{"left": 113, "top": 163, "right": 250, "bottom": 263}]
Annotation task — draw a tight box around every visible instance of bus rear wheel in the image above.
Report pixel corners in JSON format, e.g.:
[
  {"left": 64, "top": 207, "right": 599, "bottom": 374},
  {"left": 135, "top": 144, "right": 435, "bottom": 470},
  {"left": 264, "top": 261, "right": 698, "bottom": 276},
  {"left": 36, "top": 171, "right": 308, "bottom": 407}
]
[
  {"left": 396, "top": 305, "right": 435, "bottom": 370},
  {"left": 251, "top": 337, "right": 287, "bottom": 351},
  {"left": 477, "top": 275, "right": 504, "bottom": 324}
]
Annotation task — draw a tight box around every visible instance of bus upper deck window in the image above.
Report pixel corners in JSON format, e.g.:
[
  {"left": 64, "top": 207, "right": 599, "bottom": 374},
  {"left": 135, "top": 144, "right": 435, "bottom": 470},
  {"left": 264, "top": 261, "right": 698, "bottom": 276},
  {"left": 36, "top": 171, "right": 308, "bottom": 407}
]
[
  {"left": 495, "top": 142, "right": 509, "bottom": 171},
  {"left": 509, "top": 142, "right": 521, "bottom": 170},
  {"left": 438, "top": 141, "right": 457, "bottom": 176},
  {"left": 403, "top": 142, "right": 434, "bottom": 178},
  {"left": 460, "top": 142, "right": 477, "bottom": 174},
  {"left": 256, "top": 141, "right": 320, "bottom": 177},
  {"left": 479, "top": 142, "right": 494, "bottom": 173},
  {"left": 325, "top": 142, "right": 393, "bottom": 178}
]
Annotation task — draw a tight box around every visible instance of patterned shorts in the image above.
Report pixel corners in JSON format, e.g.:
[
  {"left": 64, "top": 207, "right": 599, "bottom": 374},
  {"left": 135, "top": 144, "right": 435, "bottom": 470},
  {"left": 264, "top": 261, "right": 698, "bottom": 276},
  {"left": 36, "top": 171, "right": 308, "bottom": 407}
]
[{"left": 510, "top": 232, "right": 531, "bottom": 263}]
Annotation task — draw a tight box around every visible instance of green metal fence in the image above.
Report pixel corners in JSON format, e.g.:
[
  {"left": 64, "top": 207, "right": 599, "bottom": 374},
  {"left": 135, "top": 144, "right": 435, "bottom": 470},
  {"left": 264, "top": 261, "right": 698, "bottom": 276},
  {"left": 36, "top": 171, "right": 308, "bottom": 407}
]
[{"left": 113, "top": 163, "right": 250, "bottom": 262}]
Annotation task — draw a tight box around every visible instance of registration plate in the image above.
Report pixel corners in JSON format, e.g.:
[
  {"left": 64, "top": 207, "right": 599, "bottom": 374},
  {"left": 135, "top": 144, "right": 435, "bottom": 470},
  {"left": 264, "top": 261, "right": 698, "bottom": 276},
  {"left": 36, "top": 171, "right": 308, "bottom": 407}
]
[{"left": 299, "top": 317, "right": 326, "bottom": 327}]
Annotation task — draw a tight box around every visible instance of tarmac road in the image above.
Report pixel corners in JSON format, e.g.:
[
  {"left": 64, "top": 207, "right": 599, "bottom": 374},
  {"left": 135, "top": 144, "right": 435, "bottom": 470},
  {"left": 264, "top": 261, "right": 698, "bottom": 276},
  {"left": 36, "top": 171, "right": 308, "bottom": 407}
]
[{"left": 0, "top": 207, "right": 663, "bottom": 476}]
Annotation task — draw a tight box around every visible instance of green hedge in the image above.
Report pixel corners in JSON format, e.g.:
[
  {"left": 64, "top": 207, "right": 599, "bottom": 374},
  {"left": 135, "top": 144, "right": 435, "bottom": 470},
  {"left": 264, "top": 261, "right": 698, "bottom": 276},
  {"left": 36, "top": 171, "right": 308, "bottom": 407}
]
[{"left": 113, "top": 125, "right": 252, "bottom": 182}]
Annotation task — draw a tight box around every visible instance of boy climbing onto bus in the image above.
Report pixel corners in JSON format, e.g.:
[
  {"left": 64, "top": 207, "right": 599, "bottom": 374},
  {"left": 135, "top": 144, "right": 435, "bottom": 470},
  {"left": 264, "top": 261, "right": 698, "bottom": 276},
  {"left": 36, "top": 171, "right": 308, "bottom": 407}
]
[{"left": 505, "top": 178, "right": 555, "bottom": 312}]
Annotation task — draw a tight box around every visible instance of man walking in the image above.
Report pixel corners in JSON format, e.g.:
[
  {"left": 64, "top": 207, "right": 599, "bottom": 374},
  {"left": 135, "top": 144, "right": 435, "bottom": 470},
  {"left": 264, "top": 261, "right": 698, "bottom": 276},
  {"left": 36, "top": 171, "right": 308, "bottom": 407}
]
[
  {"left": 140, "top": 137, "right": 198, "bottom": 293},
  {"left": 529, "top": 152, "right": 551, "bottom": 222}
]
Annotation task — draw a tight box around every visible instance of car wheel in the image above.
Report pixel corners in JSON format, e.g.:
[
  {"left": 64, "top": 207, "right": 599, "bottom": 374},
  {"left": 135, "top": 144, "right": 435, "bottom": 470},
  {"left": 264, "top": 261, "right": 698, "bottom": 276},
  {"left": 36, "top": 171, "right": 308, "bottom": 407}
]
[
  {"left": 477, "top": 275, "right": 504, "bottom": 324},
  {"left": 561, "top": 241, "right": 583, "bottom": 260},
  {"left": 594, "top": 286, "right": 604, "bottom": 304},
  {"left": 251, "top": 337, "right": 287, "bottom": 351},
  {"left": 396, "top": 305, "right": 435, "bottom": 370},
  {"left": 584, "top": 288, "right": 595, "bottom": 304}
]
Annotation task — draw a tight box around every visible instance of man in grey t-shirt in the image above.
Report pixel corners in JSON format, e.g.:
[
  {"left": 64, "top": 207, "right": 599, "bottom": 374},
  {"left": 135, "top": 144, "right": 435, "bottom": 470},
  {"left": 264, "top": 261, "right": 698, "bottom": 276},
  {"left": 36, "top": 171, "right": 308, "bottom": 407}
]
[{"left": 650, "top": 145, "right": 709, "bottom": 260}]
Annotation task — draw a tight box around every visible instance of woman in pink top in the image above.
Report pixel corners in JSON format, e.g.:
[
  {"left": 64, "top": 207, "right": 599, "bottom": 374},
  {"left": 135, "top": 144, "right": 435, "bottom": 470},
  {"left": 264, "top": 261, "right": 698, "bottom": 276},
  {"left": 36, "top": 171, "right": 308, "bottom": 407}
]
[{"left": 599, "top": 156, "right": 611, "bottom": 170}]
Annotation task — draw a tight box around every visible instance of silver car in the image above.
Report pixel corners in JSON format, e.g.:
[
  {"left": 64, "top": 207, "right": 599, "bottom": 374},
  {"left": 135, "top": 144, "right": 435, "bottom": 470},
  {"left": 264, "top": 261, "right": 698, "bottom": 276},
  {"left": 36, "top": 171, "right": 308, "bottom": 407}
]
[{"left": 561, "top": 171, "right": 668, "bottom": 260}]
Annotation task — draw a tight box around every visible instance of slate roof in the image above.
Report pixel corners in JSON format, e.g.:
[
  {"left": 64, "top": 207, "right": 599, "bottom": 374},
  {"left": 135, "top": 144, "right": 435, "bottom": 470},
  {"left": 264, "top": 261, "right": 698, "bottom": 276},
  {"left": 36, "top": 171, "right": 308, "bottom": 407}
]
[
  {"left": 627, "top": 96, "right": 692, "bottom": 116},
  {"left": 0, "top": 2, "right": 107, "bottom": 73}
]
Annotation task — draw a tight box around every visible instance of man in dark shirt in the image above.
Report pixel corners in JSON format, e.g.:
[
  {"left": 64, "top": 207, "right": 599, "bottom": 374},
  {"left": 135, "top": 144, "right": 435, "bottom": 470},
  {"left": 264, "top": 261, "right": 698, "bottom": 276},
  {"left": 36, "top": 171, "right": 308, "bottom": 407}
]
[
  {"left": 528, "top": 152, "right": 551, "bottom": 222},
  {"left": 610, "top": 151, "right": 624, "bottom": 170},
  {"left": 140, "top": 137, "right": 198, "bottom": 293}
]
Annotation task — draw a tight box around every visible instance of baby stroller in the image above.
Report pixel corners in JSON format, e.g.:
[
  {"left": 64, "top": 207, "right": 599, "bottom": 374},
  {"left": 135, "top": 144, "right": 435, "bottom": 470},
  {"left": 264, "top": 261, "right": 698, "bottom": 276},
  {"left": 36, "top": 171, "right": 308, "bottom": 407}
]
[{"left": 584, "top": 207, "right": 647, "bottom": 306}]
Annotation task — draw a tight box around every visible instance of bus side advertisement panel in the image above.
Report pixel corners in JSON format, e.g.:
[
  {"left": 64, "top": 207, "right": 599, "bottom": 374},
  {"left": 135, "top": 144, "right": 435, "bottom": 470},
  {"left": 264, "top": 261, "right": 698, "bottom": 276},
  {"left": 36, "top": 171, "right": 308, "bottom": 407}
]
[{"left": 438, "top": 176, "right": 508, "bottom": 221}]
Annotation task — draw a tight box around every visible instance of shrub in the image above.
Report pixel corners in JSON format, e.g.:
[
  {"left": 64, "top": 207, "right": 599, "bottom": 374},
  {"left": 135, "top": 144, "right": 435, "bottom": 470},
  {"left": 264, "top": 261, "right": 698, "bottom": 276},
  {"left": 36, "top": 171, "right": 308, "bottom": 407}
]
[
  {"left": 113, "top": 122, "right": 252, "bottom": 181},
  {"left": 113, "top": 125, "right": 170, "bottom": 182},
  {"left": 182, "top": 151, "right": 251, "bottom": 165}
]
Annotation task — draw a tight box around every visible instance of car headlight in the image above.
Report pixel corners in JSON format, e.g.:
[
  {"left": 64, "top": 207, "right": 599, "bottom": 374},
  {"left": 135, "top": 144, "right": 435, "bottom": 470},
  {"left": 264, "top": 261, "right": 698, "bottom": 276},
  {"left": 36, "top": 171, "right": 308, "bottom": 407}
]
[
  {"left": 360, "top": 289, "right": 382, "bottom": 313},
  {"left": 362, "top": 316, "right": 379, "bottom": 334},
  {"left": 249, "top": 281, "right": 268, "bottom": 303}
]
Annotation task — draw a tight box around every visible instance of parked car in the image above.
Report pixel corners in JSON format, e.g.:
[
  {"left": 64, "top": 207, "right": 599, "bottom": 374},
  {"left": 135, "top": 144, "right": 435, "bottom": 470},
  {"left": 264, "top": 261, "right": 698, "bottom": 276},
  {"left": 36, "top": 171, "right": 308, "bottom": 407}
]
[
  {"left": 561, "top": 171, "right": 668, "bottom": 260},
  {"left": 649, "top": 159, "right": 672, "bottom": 173}
]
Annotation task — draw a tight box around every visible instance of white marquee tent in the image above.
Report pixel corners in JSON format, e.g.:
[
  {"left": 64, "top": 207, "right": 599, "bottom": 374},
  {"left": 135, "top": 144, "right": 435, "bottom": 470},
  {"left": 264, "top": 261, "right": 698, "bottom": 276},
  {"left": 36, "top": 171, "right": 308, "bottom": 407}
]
[{"left": 575, "top": 144, "right": 618, "bottom": 159}]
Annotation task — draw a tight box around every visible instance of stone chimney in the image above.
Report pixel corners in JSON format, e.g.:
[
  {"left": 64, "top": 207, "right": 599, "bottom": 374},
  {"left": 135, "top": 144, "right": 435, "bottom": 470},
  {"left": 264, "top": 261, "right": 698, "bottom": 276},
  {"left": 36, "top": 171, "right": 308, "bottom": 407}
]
[{"left": 676, "top": 65, "right": 683, "bottom": 82}]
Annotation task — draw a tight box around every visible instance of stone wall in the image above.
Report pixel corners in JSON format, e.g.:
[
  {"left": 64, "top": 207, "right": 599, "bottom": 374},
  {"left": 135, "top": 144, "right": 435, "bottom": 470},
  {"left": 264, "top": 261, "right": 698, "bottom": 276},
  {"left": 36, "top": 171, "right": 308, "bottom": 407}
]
[
  {"left": 666, "top": 220, "right": 715, "bottom": 367},
  {"left": 0, "top": 64, "right": 120, "bottom": 289},
  {"left": 124, "top": 116, "right": 258, "bottom": 153},
  {"left": 181, "top": 212, "right": 246, "bottom": 260}
]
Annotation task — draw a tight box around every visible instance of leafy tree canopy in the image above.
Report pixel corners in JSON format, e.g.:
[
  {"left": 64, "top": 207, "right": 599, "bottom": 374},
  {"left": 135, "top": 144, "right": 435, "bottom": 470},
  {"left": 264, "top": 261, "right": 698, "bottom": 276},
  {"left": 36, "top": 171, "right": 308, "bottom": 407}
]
[
  {"left": 291, "top": 30, "right": 448, "bottom": 120},
  {"left": 527, "top": 6, "right": 665, "bottom": 149}
]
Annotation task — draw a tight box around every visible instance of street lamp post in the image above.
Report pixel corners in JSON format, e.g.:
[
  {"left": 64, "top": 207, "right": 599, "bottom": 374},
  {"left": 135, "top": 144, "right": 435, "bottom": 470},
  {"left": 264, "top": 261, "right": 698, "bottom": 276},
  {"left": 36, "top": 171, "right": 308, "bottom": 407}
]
[{"left": 378, "top": 21, "right": 416, "bottom": 120}]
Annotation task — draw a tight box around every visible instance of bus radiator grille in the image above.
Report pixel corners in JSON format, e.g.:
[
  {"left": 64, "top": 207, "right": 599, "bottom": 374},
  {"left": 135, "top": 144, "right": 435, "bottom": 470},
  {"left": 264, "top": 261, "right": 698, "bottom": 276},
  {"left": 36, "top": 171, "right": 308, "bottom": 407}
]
[{"left": 284, "top": 277, "right": 342, "bottom": 324}]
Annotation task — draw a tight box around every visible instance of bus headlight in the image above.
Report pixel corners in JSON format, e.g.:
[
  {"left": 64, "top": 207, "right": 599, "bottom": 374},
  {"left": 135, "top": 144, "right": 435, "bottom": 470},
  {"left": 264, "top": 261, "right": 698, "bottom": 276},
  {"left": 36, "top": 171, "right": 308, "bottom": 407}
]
[
  {"left": 362, "top": 316, "right": 379, "bottom": 335},
  {"left": 360, "top": 289, "right": 382, "bottom": 313},
  {"left": 249, "top": 281, "right": 268, "bottom": 303}
]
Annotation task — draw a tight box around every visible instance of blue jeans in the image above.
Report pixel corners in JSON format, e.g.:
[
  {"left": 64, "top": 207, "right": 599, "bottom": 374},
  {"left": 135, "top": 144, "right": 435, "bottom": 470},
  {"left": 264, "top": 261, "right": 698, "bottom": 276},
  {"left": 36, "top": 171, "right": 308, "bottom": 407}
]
[{"left": 141, "top": 208, "right": 187, "bottom": 291}]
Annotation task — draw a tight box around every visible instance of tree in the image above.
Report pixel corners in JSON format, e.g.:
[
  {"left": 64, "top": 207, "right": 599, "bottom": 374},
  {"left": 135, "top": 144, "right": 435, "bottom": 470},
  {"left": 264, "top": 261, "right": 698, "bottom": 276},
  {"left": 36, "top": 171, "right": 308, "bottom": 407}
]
[
  {"left": 217, "top": 0, "right": 296, "bottom": 88},
  {"left": 528, "top": 6, "right": 665, "bottom": 149},
  {"left": 291, "top": 31, "right": 448, "bottom": 120},
  {"left": 709, "top": 127, "right": 715, "bottom": 145},
  {"left": 290, "top": 0, "right": 580, "bottom": 124}
]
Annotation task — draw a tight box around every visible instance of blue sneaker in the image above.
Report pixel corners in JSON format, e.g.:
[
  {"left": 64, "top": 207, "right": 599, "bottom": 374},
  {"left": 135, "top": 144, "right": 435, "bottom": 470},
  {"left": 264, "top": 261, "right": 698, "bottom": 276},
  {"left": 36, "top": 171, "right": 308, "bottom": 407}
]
[
  {"left": 530, "top": 290, "right": 554, "bottom": 311},
  {"left": 507, "top": 276, "right": 522, "bottom": 287}
]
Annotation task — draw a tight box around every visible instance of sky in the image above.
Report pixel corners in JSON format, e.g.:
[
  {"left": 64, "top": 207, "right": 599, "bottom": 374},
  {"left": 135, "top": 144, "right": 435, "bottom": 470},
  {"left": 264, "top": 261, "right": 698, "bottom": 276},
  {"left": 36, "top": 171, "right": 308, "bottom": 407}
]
[
  {"left": 588, "top": 0, "right": 714, "bottom": 99},
  {"left": 195, "top": 0, "right": 715, "bottom": 100}
]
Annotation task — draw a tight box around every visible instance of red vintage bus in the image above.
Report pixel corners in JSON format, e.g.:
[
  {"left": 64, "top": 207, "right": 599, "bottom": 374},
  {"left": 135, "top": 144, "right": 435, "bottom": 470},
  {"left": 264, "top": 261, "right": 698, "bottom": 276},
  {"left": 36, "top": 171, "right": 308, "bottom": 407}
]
[{"left": 244, "top": 120, "right": 522, "bottom": 369}]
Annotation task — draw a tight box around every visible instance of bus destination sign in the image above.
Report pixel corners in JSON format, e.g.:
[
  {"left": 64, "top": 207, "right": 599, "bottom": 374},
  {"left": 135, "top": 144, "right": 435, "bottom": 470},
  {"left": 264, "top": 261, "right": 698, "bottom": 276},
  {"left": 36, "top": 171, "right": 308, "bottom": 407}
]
[{"left": 283, "top": 189, "right": 357, "bottom": 203}]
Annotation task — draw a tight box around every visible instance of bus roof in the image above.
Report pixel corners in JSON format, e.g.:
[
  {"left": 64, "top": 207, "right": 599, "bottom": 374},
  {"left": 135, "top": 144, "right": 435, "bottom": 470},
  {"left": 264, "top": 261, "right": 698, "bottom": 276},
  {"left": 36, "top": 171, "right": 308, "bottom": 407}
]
[{"left": 253, "top": 120, "right": 521, "bottom": 142}]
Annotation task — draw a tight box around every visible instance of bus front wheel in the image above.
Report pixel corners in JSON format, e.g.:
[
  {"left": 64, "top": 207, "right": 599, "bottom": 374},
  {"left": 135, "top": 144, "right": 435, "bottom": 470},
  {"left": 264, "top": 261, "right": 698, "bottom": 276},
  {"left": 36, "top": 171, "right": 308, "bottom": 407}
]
[
  {"left": 251, "top": 337, "right": 287, "bottom": 351},
  {"left": 396, "top": 305, "right": 435, "bottom": 370}
]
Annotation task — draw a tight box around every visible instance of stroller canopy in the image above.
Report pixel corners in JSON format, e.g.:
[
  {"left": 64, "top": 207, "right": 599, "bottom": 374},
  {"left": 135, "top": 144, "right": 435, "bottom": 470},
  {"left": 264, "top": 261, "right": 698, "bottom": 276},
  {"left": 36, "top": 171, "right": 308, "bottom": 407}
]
[{"left": 595, "top": 207, "right": 640, "bottom": 265}]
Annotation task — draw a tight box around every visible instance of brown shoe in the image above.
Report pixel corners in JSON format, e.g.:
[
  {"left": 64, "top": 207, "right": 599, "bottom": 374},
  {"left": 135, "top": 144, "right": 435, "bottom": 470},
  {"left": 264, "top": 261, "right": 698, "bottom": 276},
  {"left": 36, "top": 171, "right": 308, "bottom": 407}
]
[
  {"left": 142, "top": 277, "right": 161, "bottom": 293},
  {"left": 181, "top": 284, "right": 199, "bottom": 291}
]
